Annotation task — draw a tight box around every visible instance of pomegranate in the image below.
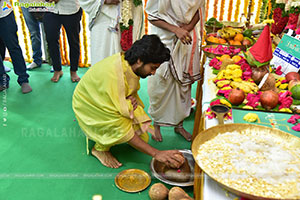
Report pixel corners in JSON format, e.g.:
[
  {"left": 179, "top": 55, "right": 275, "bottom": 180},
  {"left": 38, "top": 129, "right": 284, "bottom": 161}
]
[
  {"left": 260, "top": 90, "right": 279, "bottom": 110},
  {"left": 285, "top": 72, "right": 300, "bottom": 82},
  {"left": 228, "top": 88, "right": 245, "bottom": 105}
]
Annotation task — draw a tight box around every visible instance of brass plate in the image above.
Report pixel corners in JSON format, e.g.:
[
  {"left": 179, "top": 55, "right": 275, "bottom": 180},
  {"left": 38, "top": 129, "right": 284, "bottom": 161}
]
[
  {"left": 115, "top": 169, "right": 151, "bottom": 193},
  {"left": 192, "top": 124, "right": 300, "bottom": 200}
]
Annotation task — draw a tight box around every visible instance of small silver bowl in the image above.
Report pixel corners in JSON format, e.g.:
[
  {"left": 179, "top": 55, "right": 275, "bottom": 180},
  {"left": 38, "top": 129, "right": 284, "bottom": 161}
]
[{"left": 150, "top": 149, "right": 195, "bottom": 186}]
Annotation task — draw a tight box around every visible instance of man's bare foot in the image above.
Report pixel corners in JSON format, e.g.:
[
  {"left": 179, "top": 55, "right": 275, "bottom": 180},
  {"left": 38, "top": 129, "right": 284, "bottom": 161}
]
[
  {"left": 51, "top": 71, "right": 63, "bottom": 82},
  {"left": 174, "top": 127, "right": 192, "bottom": 141},
  {"left": 70, "top": 71, "right": 80, "bottom": 82},
  {"left": 151, "top": 124, "right": 163, "bottom": 142},
  {"left": 91, "top": 148, "right": 122, "bottom": 168}
]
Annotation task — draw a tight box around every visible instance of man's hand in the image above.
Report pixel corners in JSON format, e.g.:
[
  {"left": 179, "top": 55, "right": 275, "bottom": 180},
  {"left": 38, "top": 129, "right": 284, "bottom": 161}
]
[
  {"left": 127, "top": 95, "right": 138, "bottom": 110},
  {"left": 175, "top": 27, "right": 192, "bottom": 45},
  {"left": 154, "top": 150, "right": 184, "bottom": 168},
  {"left": 104, "top": 0, "right": 120, "bottom": 5}
]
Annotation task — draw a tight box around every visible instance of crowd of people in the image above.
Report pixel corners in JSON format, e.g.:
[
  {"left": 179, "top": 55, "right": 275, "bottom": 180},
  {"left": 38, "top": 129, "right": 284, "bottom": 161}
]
[{"left": 1, "top": 0, "right": 204, "bottom": 169}]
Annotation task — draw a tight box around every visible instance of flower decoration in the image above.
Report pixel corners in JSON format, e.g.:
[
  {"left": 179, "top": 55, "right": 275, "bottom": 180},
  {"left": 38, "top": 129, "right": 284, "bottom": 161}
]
[
  {"left": 120, "top": 0, "right": 133, "bottom": 51},
  {"left": 227, "top": 0, "right": 233, "bottom": 21},
  {"left": 243, "top": 0, "right": 249, "bottom": 17},
  {"left": 213, "top": 0, "right": 219, "bottom": 19},
  {"left": 287, "top": 114, "right": 300, "bottom": 131},
  {"left": 255, "top": 0, "right": 263, "bottom": 24},
  {"left": 278, "top": 91, "right": 293, "bottom": 109},
  {"left": 209, "top": 57, "right": 222, "bottom": 70},
  {"left": 246, "top": 92, "right": 261, "bottom": 108},
  {"left": 206, "top": 98, "right": 232, "bottom": 120},
  {"left": 243, "top": 113, "right": 258, "bottom": 122},
  {"left": 234, "top": 0, "right": 241, "bottom": 22},
  {"left": 275, "top": 65, "right": 283, "bottom": 75},
  {"left": 219, "top": 0, "right": 225, "bottom": 21},
  {"left": 205, "top": 0, "right": 210, "bottom": 21}
]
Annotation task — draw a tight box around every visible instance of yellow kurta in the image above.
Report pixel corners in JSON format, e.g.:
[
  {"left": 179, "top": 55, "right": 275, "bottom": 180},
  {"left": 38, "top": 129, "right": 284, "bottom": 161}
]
[{"left": 72, "top": 53, "right": 151, "bottom": 151}]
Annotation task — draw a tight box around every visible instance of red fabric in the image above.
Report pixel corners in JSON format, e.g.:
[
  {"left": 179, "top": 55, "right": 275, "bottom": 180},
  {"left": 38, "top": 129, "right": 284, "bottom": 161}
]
[{"left": 249, "top": 25, "right": 273, "bottom": 63}]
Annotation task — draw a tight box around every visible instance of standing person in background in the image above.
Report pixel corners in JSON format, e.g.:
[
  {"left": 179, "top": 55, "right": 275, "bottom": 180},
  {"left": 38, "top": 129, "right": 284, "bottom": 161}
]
[
  {"left": 22, "top": 4, "right": 47, "bottom": 70},
  {"left": 78, "top": 0, "right": 144, "bottom": 65},
  {"left": 146, "top": 0, "right": 204, "bottom": 142},
  {"left": 0, "top": 0, "right": 32, "bottom": 93},
  {"left": 43, "top": 0, "right": 82, "bottom": 82},
  {"left": 0, "top": 38, "right": 11, "bottom": 72}
]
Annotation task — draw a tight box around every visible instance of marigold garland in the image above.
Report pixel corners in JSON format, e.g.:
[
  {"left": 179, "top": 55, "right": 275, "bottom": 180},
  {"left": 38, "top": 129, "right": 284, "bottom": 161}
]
[
  {"left": 255, "top": 0, "right": 263, "bottom": 23},
  {"left": 227, "top": 0, "right": 233, "bottom": 21},
  {"left": 213, "top": 0, "right": 219, "bottom": 19},
  {"left": 78, "top": 37, "right": 84, "bottom": 68},
  {"left": 61, "top": 26, "right": 70, "bottom": 66},
  {"left": 82, "top": 10, "right": 89, "bottom": 67},
  {"left": 243, "top": 0, "right": 249, "bottom": 16},
  {"left": 143, "top": 0, "right": 148, "bottom": 35},
  {"left": 267, "top": 0, "right": 272, "bottom": 18},
  {"left": 205, "top": 0, "right": 210, "bottom": 21},
  {"left": 251, "top": 0, "right": 255, "bottom": 13},
  {"left": 17, "top": 0, "right": 31, "bottom": 63},
  {"left": 59, "top": 36, "right": 66, "bottom": 65},
  {"left": 234, "top": 0, "right": 241, "bottom": 21},
  {"left": 219, "top": 0, "right": 225, "bottom": 21}
]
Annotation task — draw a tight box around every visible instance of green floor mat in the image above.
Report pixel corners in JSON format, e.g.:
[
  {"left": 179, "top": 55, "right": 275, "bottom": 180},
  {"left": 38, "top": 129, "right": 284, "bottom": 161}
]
[{"left": 0, "top": 62, "right": 197, "bottom": 200}]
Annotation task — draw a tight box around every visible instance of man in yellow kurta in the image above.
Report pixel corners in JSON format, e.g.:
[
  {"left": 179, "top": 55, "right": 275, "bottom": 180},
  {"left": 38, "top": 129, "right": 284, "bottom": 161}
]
[{"left": 72, "top": 35, "right": 183, "bottom": 168}]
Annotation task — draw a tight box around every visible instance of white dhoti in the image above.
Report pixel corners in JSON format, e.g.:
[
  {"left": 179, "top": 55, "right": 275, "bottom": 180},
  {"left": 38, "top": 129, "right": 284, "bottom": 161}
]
[{"left": 146, "top": 0, "right": 205, "bottom": 126}]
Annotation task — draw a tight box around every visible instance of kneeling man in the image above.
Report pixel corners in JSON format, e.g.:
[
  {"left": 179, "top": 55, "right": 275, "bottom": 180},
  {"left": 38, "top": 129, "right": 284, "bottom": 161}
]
[{"left": 72, "top": 35, "right": 183, "bottom": 168}]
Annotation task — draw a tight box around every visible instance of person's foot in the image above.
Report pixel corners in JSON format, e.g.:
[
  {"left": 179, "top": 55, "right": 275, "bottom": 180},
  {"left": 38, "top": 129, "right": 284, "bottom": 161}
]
[
  {"left": 51, "top": 71, "right": 63, "bottom": 82},
  {"left": 151, "top": 124, "right": 163, "bottom": 142},
  {"left": 4, "top": 65, "right": 11, "bottom": 72},
  {"left": 21, "top": 83, "right": 32, "bottom": 94},
  {"left": 91, "top": 148, "right": 122, "bottom": 168},
  {"left": 174, "top": 127, "right": 192, "bottom": 141},
  {"left": 26, "top": 62, "right": 41, "bottom": 70},
  {"left": 70, "top": 71, "right": 80, "bottom": 82}
]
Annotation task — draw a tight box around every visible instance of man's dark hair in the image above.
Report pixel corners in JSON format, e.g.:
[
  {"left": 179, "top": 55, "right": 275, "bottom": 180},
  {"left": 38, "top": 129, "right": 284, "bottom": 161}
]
[{"left": 125, "top": 35, "right": 170, "bottom": 65}]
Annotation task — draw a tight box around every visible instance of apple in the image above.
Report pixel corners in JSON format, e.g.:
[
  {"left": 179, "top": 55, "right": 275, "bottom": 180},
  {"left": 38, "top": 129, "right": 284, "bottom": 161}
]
[{"left": 288, "top": 79, "right": 300, "bottom": 91}]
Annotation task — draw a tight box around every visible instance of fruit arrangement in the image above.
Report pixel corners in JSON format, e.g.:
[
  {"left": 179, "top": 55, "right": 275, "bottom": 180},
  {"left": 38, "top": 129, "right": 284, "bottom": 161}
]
[
  {"left": 205, "top": 17, "right": 223, "bottom": 34},
  {"left": 206, "top": 28, "right": 255, "bottom": 50}
]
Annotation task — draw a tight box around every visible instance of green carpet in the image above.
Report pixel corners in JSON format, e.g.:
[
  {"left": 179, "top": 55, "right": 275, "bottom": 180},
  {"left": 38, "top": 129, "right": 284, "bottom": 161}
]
[{"left": 0, "top": 62, "right": 197, "bottom": 200}]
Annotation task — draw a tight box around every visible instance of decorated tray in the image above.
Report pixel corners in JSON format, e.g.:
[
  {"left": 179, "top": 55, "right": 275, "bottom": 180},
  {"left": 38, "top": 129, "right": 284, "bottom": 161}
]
[
  {"left": 115, "top": 169, "right": 151, "bottom": 193},
  {"left": 192, "top": 123, "right": 300, "bottom": 200},
  {"left": 202, "top": 45, "right": 241, "bottom": 58}
]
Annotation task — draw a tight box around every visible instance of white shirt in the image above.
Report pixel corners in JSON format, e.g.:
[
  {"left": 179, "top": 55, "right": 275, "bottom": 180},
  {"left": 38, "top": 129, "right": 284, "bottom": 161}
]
[
  {"left": 0, "top": 0, "right": 13, "bottom": 19},
  {"left": 51, "top": 0, "right": 80, "bottom": 15}
]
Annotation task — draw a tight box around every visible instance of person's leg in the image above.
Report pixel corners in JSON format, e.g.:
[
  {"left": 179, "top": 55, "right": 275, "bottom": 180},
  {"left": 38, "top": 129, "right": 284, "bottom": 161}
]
[
  {"left": 0, "top": 12, "right": 31, "bottom": 93},
  {"left": 152, "top": 122, "right": 163, "bottom": 142},
  {"left": 43, "top": 12, "right": 63, "bottom": 82},
  {"left": 0, "top": 38, "right": 11, "bottom": 73},
  {"left": 22, "top": 8, "right": 42, "bottom": 68},
  {"left": 61, "top": 8, "right": 82, "bottom": 82},
  {"left": 92, "top": 143, "right": 123, "bottom": 168},
  {"left": 174, "top": 121, "right": 192, "bottom": 141}
]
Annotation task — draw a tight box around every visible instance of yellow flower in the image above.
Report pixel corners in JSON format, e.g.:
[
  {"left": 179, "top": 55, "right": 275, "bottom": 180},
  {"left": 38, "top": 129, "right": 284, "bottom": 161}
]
[
  {"left": 275, "top": 81, "right": 281, "bottom": 87},
  {"left": 243, "top": 113, "right": 258, "bottom": 122},
  {"left": 279, "top": 108, "right": 292, "bottom": 113},
  {"left": 220, "top": 99, "right": 232, "bottom": 108},
  {"left": 279, "top": 83, "right": 288, "bottom": 90},
  {"left": 243, "top": 105, "right": 253, "bottom": 109}
]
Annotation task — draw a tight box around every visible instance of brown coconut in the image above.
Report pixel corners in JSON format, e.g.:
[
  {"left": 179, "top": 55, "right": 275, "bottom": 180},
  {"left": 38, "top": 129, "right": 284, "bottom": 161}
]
[{"left": 149, "top": 183, "right": 169, "bottom": 200}]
